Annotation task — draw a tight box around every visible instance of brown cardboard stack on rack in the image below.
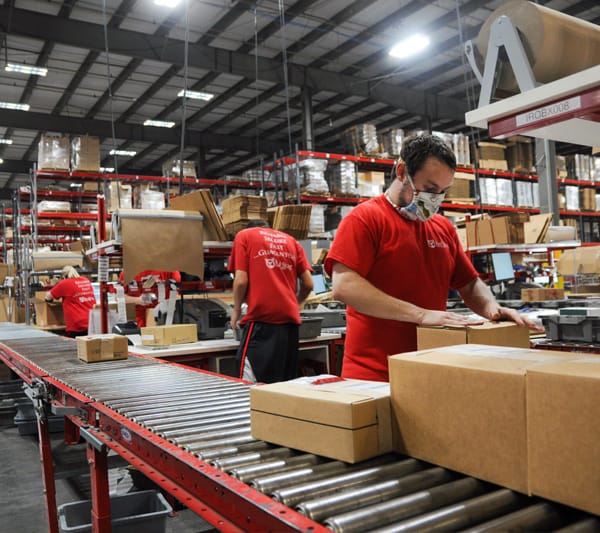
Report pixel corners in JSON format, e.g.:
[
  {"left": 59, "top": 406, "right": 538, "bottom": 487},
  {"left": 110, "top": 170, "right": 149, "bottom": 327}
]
[
  {"left": 579, "top": 187, "right": 597, "bottom": 211},
  {"left": 465, "top": 213, "right": 552, "bottom": 247},
  {"left": 505, "top": 136, "right": 534, "bottom": 173},
  {"left": 167, "top": 190, "right": 228, "bottom": 241},
  {"left": 221, "top": 195, "right": 268, "bottom": 238},
  {"left": 269, "top": 204, "right": 312, "bottom": 240},
  {"left": 162, "top": 159, "right": 196, "bottom": 178},
  {"left": 477, "top": 141, "right": 507, "bottom": 170},
  {"left": 445, "top": 171, "right": 474, "bottom": 201},
  {"left": 71, "top": 136, "right": 100, "bottom": 172}
]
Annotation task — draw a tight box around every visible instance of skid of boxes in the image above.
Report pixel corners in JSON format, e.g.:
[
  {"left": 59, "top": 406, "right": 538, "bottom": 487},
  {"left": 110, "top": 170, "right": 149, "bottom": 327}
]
[{"left": 250, "top": 323, "right": 600, "bottom": 517}]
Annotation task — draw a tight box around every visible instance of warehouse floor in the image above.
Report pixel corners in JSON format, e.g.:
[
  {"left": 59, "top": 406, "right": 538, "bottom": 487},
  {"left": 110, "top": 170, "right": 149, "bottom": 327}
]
[{"left": 0, "top": 423, "right": 218, "bottom": 532}]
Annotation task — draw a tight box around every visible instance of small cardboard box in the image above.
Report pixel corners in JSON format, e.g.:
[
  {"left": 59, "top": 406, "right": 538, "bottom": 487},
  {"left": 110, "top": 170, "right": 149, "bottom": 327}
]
[
  {"left": 557, "top": 245, "right": 600, "bottom": 276},
  {"left": 416, "top": 321, "right": 530, "bottom": 350},
  {"left": 141, "top": 324, "right": 198, "bottom": 346},
  {"left": 77, "top": 334, "right": 129, "bottom": 363},
  {"left": 521, "top": 288, "right": 565, "bottom": 302},
  {"left": 527, "top": 357, "right": 600, "bottom": 515},
  {"left": 250, "top": 376, "right": 394, "bottom": 463},
  {"left": 389, "top": 344, "right": 577, "bottom": 493}
]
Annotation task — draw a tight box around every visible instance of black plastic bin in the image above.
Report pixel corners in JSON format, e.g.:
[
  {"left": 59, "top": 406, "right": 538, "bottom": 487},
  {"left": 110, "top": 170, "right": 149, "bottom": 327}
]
[{"left": 58, "top": 490, "right": 172, "bottom": 533}]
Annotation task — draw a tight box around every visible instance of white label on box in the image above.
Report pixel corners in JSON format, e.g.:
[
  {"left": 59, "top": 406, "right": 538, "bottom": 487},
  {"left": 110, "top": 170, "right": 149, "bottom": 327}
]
[{"left": 516, "top": 96, "right": 581, "bottom": 127}]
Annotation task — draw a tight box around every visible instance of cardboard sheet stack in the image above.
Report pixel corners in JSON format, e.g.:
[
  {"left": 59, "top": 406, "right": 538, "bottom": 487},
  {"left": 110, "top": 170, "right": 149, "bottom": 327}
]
[
  {"left": 269, "top": 204, "right": 312, "bottom": 240},
  {"left": 168, "top": 190, "right": 228, "bottom": 241},
  {"left": 221, "top": 194, "right": 268, "bottom": 238}
]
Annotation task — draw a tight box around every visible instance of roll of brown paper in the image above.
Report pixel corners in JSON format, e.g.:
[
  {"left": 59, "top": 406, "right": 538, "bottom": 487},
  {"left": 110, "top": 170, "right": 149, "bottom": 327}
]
[{"left": 475, "top": 0, "right": 600, "bottom": 95}]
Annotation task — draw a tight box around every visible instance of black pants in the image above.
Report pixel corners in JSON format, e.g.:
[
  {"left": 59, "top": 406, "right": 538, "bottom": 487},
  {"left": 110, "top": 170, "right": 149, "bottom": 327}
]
[
  {"left": 236, "top": 321, "right": 299, "bottom": 383},
  {"left": 65, "top": 330, "right": 87, "bottom": 338}
]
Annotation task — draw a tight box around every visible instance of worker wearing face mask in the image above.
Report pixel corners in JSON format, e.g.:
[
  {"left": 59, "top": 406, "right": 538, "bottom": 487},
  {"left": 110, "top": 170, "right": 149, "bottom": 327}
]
[{"left": 325, "top": 134, "right": 541, "bottom": 382}]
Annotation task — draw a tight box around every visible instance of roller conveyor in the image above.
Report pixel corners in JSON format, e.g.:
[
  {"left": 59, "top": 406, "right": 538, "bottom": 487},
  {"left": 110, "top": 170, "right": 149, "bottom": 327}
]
[{"left": 0, "top": 324, "right": 598, "bottom": 532}]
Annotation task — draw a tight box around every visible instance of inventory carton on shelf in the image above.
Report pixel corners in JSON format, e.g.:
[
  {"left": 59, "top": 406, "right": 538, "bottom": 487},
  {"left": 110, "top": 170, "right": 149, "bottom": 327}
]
[
  {"left": 141, "top": 324, "right": 197, "bottom": 346},
  {"left": 416, "top": 321, "right": 530, "bottom": 350},
  {"left": 250, "top": 376, "right": 394, "bottom": 463},
  {"left": 77, "top": 334, "right": 129, "bottom": 363},
  {"left": 527, "top": 358, "right": 600, "bottom": 515},
  {"left": 389, "top": 344, "right": 578, "bottom": 493}
]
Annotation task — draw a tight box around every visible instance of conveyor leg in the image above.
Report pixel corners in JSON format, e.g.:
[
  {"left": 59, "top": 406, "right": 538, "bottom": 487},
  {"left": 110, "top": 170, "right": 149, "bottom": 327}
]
[
  {"left": 37, "top": 416, "right": 59, "bottom": 533},
  {"left": 82, "top": 427, "right": 112, "bottom": 533}
]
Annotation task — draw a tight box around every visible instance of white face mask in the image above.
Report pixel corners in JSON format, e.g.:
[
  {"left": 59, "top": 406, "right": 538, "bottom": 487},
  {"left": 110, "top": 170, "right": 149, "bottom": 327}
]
[{"left": 400, "top": 174, "right": 446, "bottom": 222}]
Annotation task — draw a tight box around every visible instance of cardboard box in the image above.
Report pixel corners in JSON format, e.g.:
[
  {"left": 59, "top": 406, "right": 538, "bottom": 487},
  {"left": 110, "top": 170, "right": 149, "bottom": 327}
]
[
  {"left": 528, "top": 358, "right": 600, "bottom": 515},
  {"left": 251, "top": 376, "right": 393, "bottom": 463},
  {"left": 389, "top": 344, "right": 577, "bottom": 493},
  {"left": 520, "top": 288, "right": 565, "bottom": 302},
  {"left": 34, "top": 292, "right": 64, "bottom": 327},
  {"left": 77, "top": 334, "right": 129, "bottom": 363},
  {"left": 557, "top": 245, "right": 600, "bottom": 276},
  {"left": 416, "top": 322, "right": 530, "bottom": 350},
  {"left": 141, "top": 324, "right": 197, "bottom": 346},
  {"left": 71, "top": 136, "right": 100, "bottom": 172}
]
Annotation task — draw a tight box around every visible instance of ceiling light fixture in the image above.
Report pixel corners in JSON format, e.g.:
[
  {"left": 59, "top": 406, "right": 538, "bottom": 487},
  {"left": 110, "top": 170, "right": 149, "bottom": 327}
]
[
  {"left": 154, "top": 0, "right": 179, "bottom": 6},
  {"left": 0, "top": 102, "right": 30, "bottom": 111},
  {"left": 5, "top": 63, "right": 48, "bottom": 76},
  {"left": 100, "top": 167, "right": 115, "bottom": 173},
  {"left": 109, "top": 149, "right": 136, "bottom": 156},
  {"left": 144, "top": 119, "right": 176, "bottom": 128},
  {"left": 389, "top": 34, "right": 430, "bottom": 59},
  {"left": 178, "top": 89, "right": 215, "bottom": 101},
  {"left": 0, "top": 159, "right": 3, "bottom": 164},
  {"left": 0, "top": 139, "right": 13, "bottom": 145}
]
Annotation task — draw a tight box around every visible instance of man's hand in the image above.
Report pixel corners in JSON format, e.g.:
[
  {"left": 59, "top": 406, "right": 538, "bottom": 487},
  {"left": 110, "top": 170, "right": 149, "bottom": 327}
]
[
  {"left": 419, "top": 310, "right": 485, "bottom": 327},
  {"left": 486, "top": 306, "right": 545, "bottom": 332},
  {"left": 230, "top": 307, "right": 241, "bottom": 331}
]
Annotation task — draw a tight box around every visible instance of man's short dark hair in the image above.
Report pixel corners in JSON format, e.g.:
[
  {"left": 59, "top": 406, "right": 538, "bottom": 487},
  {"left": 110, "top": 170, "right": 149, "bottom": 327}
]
[
  {"left": 247, "top": 219, "right": 270, "bottom": 228},
  {"left": 400, "top": 134, "right": 457, "bottom": 177}
]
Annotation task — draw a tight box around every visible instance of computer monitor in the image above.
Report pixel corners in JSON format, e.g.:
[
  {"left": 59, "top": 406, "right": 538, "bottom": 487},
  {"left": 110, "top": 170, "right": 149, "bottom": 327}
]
[
  {"left": 311, "top": 273, "right": 328, "bottom": 294},
  {"left": 491, "top": 252, "right": 515, "bottom": 282}
]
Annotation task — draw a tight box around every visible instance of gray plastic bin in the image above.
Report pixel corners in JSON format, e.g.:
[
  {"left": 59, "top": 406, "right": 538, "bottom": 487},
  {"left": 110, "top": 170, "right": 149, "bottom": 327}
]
[{"left": 58, "top": 490, "right": 172, "bottom": 533}]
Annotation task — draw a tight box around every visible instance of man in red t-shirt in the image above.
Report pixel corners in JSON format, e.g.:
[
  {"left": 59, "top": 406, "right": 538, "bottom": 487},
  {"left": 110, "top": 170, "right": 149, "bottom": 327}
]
[
  {"left": 325, "top": 134, "right": 542, "bottom": 382},
  {"left": 228, "top": 220, "right": 313, "bottom": 383},
  {"left": 45, "top": 265, "right": 96, "bottom": 337}
]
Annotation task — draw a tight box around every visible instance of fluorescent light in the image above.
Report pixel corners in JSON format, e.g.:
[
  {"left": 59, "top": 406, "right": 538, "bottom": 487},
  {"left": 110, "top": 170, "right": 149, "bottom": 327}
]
[
  {"left": 389, "top": 34, "right": 430, "bottom": 59},
  {"left": 100, "top": 167, "right": 114, "bottom": 173},
  {"left": 109, "top": 149, "right": 136, "bottom": 156},
  {"left": 0, "top": 159, "right": 3, "bottom": 164},
  {"left": 178, "top": 89, "right": 214, "bottom": 101},
  {"left": 5, "top": 63, "right": 48, "bottom": 76},
  {"left": 0, "top": 102, "right": 30, "bottom": 111},
  {"left": 154, "top": 0, "right": 179, "bottom": 5},
  {"left": 0, "top": 139, "right": 13, "bottom": 145},
  {"left": 144, "top": 119, "right": 175, "bottom": 128}
]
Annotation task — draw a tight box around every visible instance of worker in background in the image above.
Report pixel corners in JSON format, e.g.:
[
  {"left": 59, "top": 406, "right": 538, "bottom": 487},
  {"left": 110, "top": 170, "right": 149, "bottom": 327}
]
[
  {"left": 229, "top": 219, "right": 313, "bottom": 383},
  {"left": 45, "top": 266, "right": 96, "bottom": 337},
  {"left": 325, "top": 134, "right": 542, "bottom": 382}
]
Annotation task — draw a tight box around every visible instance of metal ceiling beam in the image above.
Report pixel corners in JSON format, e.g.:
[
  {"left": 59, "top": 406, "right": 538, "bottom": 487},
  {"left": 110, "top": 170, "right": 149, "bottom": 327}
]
[
  {"left": 0, "top": 6, "right": 468, "bottom": 122},
  {"left": 0, "top": 109, "right": 285, "bottom": 154}
]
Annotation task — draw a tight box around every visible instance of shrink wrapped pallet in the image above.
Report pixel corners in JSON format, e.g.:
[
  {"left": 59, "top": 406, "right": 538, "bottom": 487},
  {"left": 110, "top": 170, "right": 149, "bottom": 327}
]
[
  {"left": 286, "top": 159, "right": 329, "bottom": 196},
  {"left": 38, "top": 134, "right": 70, "bottom": 171},
  {"left": 341, "top": 124, "right": 379, "bottom": 155},
  {"left": 326, "top": 160, "right": 358, "bottom": 196},
  {"left": 380, "top": 128, "right": 404, "bottom": 158}
]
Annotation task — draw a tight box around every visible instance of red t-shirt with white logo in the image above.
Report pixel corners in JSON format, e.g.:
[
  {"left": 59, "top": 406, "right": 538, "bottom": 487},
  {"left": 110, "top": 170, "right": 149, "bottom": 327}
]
[
  {"left": 50, "top": 277, "right": 96, "bottom": 332},
  {"left": 228, "top": 227, "right": 311, "bottom": 325},
  {"left": 325, "top": 194, "right": 479, "bottom": 382}
]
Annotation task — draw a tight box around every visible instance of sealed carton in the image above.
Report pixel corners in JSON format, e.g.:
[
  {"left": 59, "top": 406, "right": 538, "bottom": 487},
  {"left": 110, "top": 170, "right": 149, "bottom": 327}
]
[
  {"left": 389, "top": 344, "right": 576, "bottom": 493},
  {"left": 141, "top": 324, "right": 197, "bottom": 346},
  {"left": 77, "top": 334, "right": 128, "bottom": 363},
  {"left": 527, "top": 357, "right": 600, "bottom": 515},
  {"left": 416, "top": 321, "right": 530, "bottom": 350},
  {"left": 34, "top": 292, "right": 64, "bottom": 327},
  {"left": 251, "top": 376, "right": 393, "bottom": 463}
]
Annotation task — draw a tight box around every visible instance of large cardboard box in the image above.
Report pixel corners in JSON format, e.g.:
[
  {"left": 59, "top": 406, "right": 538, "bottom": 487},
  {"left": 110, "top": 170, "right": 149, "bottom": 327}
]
[
  {"left": 141, "top": 324, "right": 197, "bottom": 346},
  {"left": 34, "top": 292, "right": 64, "bottom": 326},
  {"left": 77, "top": 334, "right": 129, "bottom": 363},
  {"left": 389, "top": 344, "right": 576, "bottom": 493},
  {"left": 251, "top": 376, "right": 393, "bottom": 463},
  {"left": 527, "top": 358, "right": 600, "bottom": 515},
  {"left": 520, "top": 288, "right": 565, "bottom": 302},
  {"left": 416, "top": 322, "right": 530, "bottom": 350},
  {"left": 557, "top": 245, "right": 600, "bottom": 276}
]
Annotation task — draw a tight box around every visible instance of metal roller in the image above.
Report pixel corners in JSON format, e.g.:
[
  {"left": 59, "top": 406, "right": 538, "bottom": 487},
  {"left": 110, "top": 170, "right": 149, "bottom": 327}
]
[
  {"left": 184, "top": 434, "right": 257, "bottom": 453},
  {"left": 555, "top": 517, "right": 600, "bottom": 532},
  {"left": 296, "top": 467, "right": 454, "bottom": 523},
  {"left": 195, "top": 441, "right": 271, "bottom": 461},
  {"left": 272, "top": 459, "right": 422, "bottom": 508},
  {"left": 131, "top": 401, "right": 249, "bottom": 424},
  {"left": 169, "top": 425, "right": 251, "bottom": 446},
  {"left": 461, "top": 502, "right": 562, "bottom": 532},
  {"left": 324, "top": 478, "right": 487, "bottom": 533},
  {"left": 137, "top": 400, "right": 250, "bottom": 429},
  {"left": 251, "top": 461, "right": 351, "bottom": 494},
  {"left": 129, "top": 398, "right": 249, "bottom": 422},
  {"left": 119, "top": 391, "right": 249, "bottom": 415},
  {"left": 148, "top": 412, "right": 249, "bottom": 433},
  {"left": 211, "top": 447, "right": 294, "bottom": 471},
  {"left": 231, "top": 454, "right": 323, "bottom": 484},
  {"left": 159, "top": 420, "right": 250, "bottom": 439},
  {"left": 372, "top": 488, "right": 521, "bottom": 533}
]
